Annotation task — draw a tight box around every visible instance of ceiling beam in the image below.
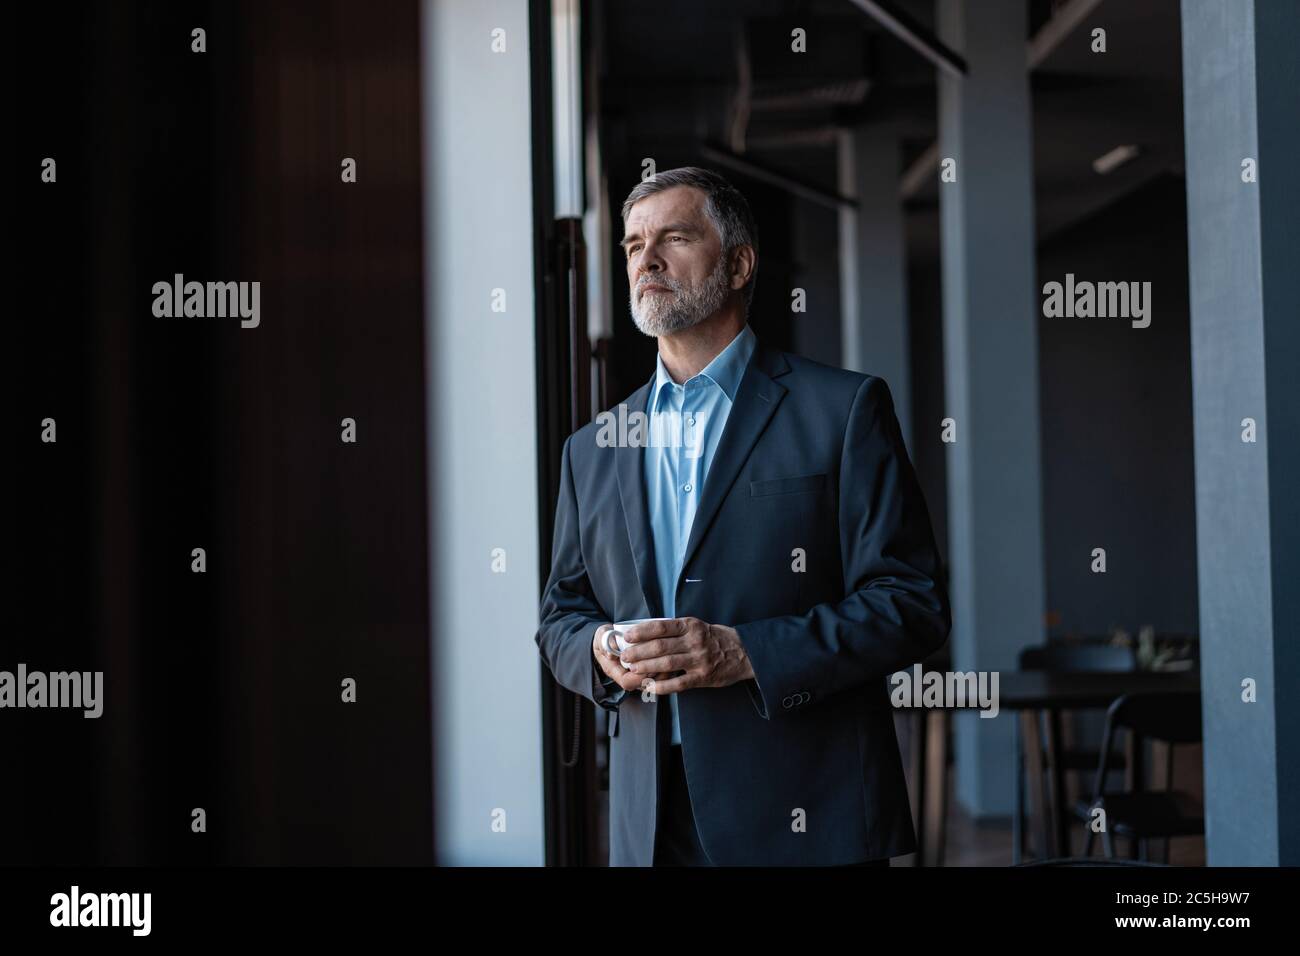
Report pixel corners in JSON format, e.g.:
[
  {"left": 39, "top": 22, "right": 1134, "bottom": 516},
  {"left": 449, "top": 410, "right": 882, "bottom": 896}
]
[
  {"left": 844, "top": 0, "right": 968, "bottom": 78},
  {"left": 1027, "top": 0, "right": 1105, "bottom": 70},
  {"left": 700, "top": 142, "right": 858, "bottom": 211}
]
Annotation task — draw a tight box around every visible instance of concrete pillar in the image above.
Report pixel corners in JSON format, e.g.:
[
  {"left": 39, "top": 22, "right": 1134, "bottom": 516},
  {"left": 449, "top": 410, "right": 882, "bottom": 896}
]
[
  {"left": 936, "top": 0, "right": 1045, "bottom": 818},
  {"left": 838, "top": 126, "right": 913, "bottom": 448},
  {"left": 1181, "top": 0, "right": 1300, "bottom": 866}
]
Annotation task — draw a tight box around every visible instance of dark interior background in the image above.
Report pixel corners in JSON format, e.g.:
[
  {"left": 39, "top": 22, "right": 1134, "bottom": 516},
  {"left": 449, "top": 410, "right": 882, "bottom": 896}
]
[{"left": 9, "top": 0, "right": 433, "bottom": 865}]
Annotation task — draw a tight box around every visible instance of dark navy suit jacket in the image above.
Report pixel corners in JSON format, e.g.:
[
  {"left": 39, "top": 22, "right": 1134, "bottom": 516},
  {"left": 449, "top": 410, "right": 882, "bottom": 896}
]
[{"left": 536, "top": 339, "right": 950, "bottom": 865}]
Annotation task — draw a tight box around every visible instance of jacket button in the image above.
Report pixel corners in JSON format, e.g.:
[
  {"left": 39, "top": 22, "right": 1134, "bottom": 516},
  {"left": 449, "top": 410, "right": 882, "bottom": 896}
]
[
  {"left": 800, "top": 691, "right": 811, "bottom": 704},
  {"left": 782, "top": 695, "right": 793, "bottom": 709}
]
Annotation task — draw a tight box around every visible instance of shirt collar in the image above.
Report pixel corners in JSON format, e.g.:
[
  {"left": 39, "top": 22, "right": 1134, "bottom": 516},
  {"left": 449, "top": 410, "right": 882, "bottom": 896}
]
[{"left": 651, "top": 323, "right": 756, "bottom": 403}]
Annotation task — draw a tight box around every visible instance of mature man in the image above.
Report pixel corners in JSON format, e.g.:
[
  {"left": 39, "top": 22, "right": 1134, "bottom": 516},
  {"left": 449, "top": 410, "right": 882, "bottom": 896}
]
[{"left": 536, "top": 167, "right": 950, "bottom": 866}]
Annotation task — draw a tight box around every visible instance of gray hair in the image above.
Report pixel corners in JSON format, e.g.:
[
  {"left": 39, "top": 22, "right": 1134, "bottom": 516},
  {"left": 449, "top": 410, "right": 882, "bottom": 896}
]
[{"left": 621, "top": 166, "right": 759, "bottom": 311}]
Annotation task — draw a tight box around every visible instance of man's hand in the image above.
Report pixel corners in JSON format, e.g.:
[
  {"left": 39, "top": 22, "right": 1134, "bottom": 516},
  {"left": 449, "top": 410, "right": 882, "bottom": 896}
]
[
  {"left": 617, "top": 617, "right": 755, "bottom": 694},
  {"left": 593, "top": 624, "right": 670, "bottom": 693}
]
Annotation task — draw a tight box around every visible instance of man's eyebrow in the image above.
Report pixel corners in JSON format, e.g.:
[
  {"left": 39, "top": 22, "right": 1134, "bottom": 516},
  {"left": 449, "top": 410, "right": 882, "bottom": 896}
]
[{"left": 619, "top": 222, "right": 702, "bottom": 248}]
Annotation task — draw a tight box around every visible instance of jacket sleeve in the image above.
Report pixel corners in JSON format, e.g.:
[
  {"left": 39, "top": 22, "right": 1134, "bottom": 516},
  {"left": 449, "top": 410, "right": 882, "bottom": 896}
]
[
  {"left": 736, "top": 375, "right": 950, "bottom": 719},
  {"left": 536, "top": 435, "right": 626, "bottom": 711}
]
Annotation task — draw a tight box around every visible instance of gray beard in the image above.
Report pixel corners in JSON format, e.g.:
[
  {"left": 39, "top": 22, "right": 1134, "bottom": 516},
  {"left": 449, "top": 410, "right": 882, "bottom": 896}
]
[{"left": 630, "top": 253, "right": 732, "bottom": 338}]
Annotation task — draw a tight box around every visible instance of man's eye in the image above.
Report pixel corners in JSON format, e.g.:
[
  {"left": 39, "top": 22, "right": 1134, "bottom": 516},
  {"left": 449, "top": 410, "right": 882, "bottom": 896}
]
[{"left": 668, "top": 236, "right": 684, "bottom": 243}]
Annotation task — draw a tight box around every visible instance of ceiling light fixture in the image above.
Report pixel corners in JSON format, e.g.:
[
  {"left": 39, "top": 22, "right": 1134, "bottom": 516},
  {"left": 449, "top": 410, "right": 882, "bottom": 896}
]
[{"left": 1092, "top": 144, "right": 1142, "bottom": 175}]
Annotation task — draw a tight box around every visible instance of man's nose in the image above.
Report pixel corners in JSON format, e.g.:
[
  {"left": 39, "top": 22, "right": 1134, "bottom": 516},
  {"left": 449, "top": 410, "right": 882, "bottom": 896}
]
[{"left": 636, "top": 242, "right": 665, "bottom": 273}]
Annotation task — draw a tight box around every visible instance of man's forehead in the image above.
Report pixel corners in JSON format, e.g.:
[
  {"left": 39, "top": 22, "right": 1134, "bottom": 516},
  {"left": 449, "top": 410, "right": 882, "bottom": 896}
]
[{"left": 625, "top": 185, "right": 707, "bottom": 230}]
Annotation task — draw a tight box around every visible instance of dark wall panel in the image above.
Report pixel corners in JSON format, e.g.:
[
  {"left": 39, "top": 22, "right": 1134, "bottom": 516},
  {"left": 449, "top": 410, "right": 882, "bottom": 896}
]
[{"left": 9, "top": 0, "right": 433, "bottom": 865}]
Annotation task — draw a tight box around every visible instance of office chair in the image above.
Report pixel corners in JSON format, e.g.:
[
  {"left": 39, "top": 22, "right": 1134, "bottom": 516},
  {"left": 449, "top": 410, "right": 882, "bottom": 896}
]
[
  {"left": 1077, "top": 690, "right": 1204, "bottom": 861},
  {"left": 1016, "top": 642, "right": 1136, "bottom": 857}
]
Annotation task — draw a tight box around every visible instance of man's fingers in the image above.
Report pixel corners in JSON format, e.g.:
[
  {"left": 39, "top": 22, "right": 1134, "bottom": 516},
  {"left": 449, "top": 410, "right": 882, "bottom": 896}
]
[
  {"left": 601, "top": 656, "right": 627, "bottom": 682},
  {"left": 617, "top": 669, "right": 655, "bottom": 692},
  {"left": 624, "top": 653, "right": 688, "bottom": 674},
  {"left": 624, "top": 618, "right": 688, "bottom": 643},
  {"left": 594, "top": 628, "right": 635, "bottom": 687},
  {"left": 592, "top": 624, "right": 616, "bottom": 656},
  {"left": 619, "top": 636, "right": 689, "bottom": 665},
  {"left": 646, "top": 673, "right": 694, "bottom": 695}
]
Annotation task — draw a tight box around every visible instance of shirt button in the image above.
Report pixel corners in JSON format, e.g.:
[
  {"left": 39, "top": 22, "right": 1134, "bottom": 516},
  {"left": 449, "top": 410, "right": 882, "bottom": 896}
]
[
  {"left": 687, "top": 416, "right": 696, "bottom": 426},
  {"left": 683, "top": 483, "right": 692, "bottom": 493}
]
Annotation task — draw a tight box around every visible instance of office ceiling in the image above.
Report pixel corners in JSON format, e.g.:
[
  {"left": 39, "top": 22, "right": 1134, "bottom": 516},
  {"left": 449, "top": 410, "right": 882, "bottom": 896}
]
[{"left": 597, "top": 0, "right": 1187, "bottom": 260}]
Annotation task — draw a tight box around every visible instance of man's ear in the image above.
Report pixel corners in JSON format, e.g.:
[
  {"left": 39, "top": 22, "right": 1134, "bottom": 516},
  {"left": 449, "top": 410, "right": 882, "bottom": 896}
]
[{"left": 730, "top": 245, "right": 757, "bottom": 291}]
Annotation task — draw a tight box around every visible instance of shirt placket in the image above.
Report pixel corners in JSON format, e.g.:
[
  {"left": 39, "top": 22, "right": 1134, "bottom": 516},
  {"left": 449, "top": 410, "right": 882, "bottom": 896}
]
[{"left": 678, "top": 381, "right": 701, "bottom": 579}]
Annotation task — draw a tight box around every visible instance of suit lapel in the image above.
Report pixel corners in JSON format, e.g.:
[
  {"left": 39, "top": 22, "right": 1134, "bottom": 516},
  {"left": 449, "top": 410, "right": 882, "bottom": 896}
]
[
  {"left": 678, "top": 344, "right": 790, "bottom": 578},
  {"left": 615, "top": 378, "right": 664, "bottom": 618}
]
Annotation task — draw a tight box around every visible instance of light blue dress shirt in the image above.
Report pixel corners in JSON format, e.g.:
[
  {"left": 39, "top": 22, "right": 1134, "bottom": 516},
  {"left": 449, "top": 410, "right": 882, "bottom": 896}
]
[{"left": 644, "top": 323, "right": 757, "bottom": 746}]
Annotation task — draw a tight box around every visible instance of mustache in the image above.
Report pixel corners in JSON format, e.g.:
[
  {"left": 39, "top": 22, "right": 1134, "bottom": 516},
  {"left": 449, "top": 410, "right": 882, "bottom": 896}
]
[{"left": 636, "top": 275, "right": 681, "bottom": 296}]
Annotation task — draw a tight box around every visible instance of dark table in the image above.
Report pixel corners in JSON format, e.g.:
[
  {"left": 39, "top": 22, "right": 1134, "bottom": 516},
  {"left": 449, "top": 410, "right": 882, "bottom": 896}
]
[
  {"left": 997, "top": 670, "right": 1199, "bottom": 709},
  {"left": 908, "top": 668, "right": 1200, "bottom": 864}
]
